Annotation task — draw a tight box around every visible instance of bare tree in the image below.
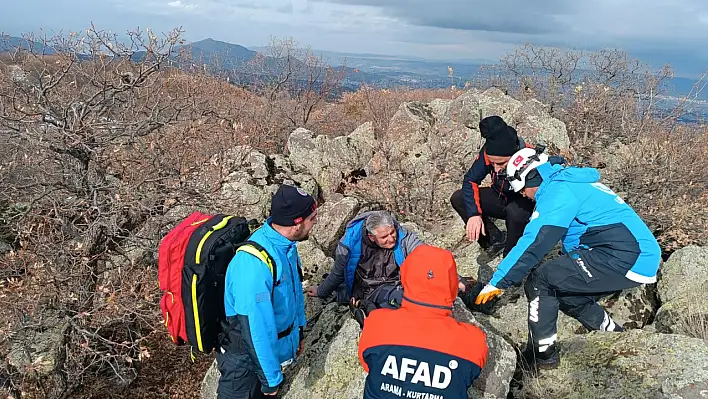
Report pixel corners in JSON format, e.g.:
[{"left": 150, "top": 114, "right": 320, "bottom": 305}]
[{"left": 0, "top": 25, "right": 217, "bottom": 397}]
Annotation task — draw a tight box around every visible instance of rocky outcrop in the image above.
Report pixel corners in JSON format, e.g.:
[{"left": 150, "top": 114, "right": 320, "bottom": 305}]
[
  {"left": 518, "top": 329, "right": 708, "bottom": 399},
  {"left": 7, "top": 316, "right": 70, "bottom": 378},
  {"left": 164, "top": 88, "right": 693, "bottom": 399},
  {"left": 283, "top": 317, "right": 365, "bottom": 399},
  {"left": 452, "top": 299, "right": 517, "bottom": 399},
  {"left": 297, "top": 239, "right": 335, "bottom": 320},
  {"left": 655, "top": 245, "right": 708, "bottom": 336},
  {"left": 275, "top": 301, "right": 517, "bottom": 399},
  {"left": 6, "top": 314, "right": 72, "bottom": 397},
  {"left": 310, "top": 194, "right": 362, "bottom": 255},
  {"left": 287, "top": 124, "right": 376, "bottom": 200}
]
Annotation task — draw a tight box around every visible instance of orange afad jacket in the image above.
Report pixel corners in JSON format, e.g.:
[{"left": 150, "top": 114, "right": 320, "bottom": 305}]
[{"left": 358, "top": 245, "right": 489, "bottom": 399}]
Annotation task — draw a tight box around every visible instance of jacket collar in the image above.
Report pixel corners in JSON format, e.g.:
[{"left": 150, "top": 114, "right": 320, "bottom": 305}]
[
  {"left": 401, "top": 296, "right": 453, "bottom": 317},
  {"left": 262, "top": 217, "right": 296, "bottom": 249}
]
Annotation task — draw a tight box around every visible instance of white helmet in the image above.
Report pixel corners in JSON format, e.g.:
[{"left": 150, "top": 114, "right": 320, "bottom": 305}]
[{"left": 505, "top": 147, "right": 548, "bottom": 192}]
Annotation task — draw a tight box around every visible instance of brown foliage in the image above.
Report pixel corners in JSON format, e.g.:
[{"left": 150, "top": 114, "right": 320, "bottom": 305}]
[{"left": 0, "top": 27, "right": 706, "bottom": 399}]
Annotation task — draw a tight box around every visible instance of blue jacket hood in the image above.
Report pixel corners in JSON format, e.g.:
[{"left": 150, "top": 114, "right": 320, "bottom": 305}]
[{"left": 537, "top": 163, "right": 601, "bottom": 185}]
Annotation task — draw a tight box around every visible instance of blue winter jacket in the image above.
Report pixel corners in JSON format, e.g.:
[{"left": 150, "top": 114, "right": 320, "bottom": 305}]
[
  {"left": 223, "top": 219, "right": 307, "bottom": 392},
  {"left": 489, "top": 163, "right": 662, "bottom": 289},
  {"left": 316, "top": 211, "right": 423, "bottom": 300}
]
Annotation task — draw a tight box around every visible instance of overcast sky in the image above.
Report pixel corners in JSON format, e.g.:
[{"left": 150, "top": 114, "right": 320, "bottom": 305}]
[{"left": 2, "top": 0, "right": 707, "bottom": 77}]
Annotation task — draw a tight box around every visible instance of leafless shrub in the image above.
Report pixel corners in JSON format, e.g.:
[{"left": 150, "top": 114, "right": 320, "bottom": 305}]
[{"left": 0, "top": 25, "right": 218, "bottom": 396}]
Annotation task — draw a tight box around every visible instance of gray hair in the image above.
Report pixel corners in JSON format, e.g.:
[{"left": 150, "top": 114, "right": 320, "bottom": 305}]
[{"left": 365, "top": 211, "right": 395, "bottom": 235}]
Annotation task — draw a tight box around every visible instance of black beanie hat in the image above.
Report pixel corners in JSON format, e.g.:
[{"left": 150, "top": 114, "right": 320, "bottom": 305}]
[
  {"left": 270, "top": 184, "right": 316, "bottom": 226},
  {"left": 479, "top": 116, "right": 519, "bottom": 157}
]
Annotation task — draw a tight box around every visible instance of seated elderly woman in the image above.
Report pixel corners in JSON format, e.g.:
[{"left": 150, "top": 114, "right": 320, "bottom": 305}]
[{"left": 308, "top": 210, "right": 471, "bottom": 326}]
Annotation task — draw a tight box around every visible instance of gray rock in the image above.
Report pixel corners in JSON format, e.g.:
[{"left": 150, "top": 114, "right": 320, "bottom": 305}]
[
  {"left": 385, "top": 102, "right": 436, "bottom": 154},
  {"left": 286, "top": 125, "right": 375, "bottom": 199},
  {"left": 8, "top": 316, "right": 70, "bottom": 379},
  {"left": 514, "top": 99, "right": 571, "bottom": 150},
  {"left": 447, "top": 89, "right": 482, "bottom": 129},
  {"left": 601, "top": 284, "right": 657, "bottom": 330},
  {"left": 453, "top": 299, "right": 517, "bottom": 399},
  {"left": 214, "top": 145, "right": 270, "bottom": 184},
  {"left": 429, "top": 99, "right": 453, "bottom": 123},
  {"left": 284, "top": 318, "right": 364, "bottom": 399},
  {"left": 219, "top": 177, "right": 270, "bottom": 221},
  {"left": 297, "top": 239, "right": 335, "bottom": 321},
  {"left": 201, "top": 360, "right": 219, "bottom": 399},
  {"left": 655, "top": 245, "right": 708, "bottom": 337},
  {"left": 282, "top": 173, "right": 320, "bottom": 200},
  {"left": 516, "top": 329, "right": 708, "bottom": 399},
  {"left": 297, "top": 239, "right": 334, "bottom": 283},
  {"left": 0, "top": 240, "right": 12, "bottom": 254},
  {"left": 311, "top": 195, "right": 361, "bottom": 255},
  {"left": 475, "top": 284, "right": 657, "bottom": 349},
  {"left": 476, "top": 88, "right": 522, "bottom": 126}
]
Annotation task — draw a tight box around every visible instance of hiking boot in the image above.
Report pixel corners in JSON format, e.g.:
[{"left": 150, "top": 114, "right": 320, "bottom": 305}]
[
  {"left": 349, "top": 300, "right": 367, "bottom": 329},
  {"left": 477, "top": 231, "right": 507, "bottom": 264},
  {"left": 519, "top": 344, "right": 560, "bottom": 376}
]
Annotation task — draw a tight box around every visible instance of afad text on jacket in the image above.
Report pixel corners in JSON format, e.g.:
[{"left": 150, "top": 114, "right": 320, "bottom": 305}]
[{"left": 358, "top": 245, "right": 488, "bottom": 399}]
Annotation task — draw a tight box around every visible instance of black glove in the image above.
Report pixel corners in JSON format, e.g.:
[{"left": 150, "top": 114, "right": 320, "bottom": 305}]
[{"left": 460, "top": 282, "right": 500, "bottom": 315}]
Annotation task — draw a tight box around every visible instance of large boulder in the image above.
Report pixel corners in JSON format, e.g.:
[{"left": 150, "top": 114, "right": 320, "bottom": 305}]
[
  {"left": 655, "top": 245, "right": 708, "bottom": 336},
  {"left": 452, "top": 299, "right": 517, "bottom": 399},
  {"left": 284, "top": 318, "right": 364, "bottom": 399},
  {"left": 310, "top": 194, "right": 361, "bottom": 255},
  {"left": 286, "top": 124, "right": 376, "bottom": 200},
  {"left": 7, "top": 316, "right": 70, "bottom": 379},
  {"left": 280, "top": 301, "right": 516, "bottom": 399},
  {"left": 297, "top": 240, "right": 335, "bottom": 321},
  {"left": 516, "top": 329, "right": 708, "bottom": 399},
  {"left": 475, "top": 88, "right": 522, "bottom": 126},
  {"left": 513, "top": 99, "right": 571, "bottom": 151},
  {"left": 213, "top": 146, "right": 277, "bottom": 220},
  {"left": 364, "top": 97, "right": 482, "bottom": 219}
]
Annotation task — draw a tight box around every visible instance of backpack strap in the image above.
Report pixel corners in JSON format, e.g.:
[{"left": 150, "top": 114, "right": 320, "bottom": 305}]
[
  {"left": 234, "top": 240, "right": 278, "bottom": 298},
  {"left": 218, "top": 241, "right": 280, "bottom": 352}
]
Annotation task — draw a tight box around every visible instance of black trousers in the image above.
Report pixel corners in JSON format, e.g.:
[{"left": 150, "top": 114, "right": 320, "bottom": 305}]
[
  {"left": 450, "top": 188, "right": 535, "bottom": 256},
  {"left": 523, "top": 249, "right": 639, "bottom": 353},
  {"left": 216, "top": 350, "right": 267, "bottom": 399}
]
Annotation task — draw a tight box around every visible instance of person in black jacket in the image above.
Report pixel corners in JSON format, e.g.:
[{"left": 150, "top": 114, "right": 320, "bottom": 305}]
[{"left": 450, "top": 116, "right": 563, "bottom": 260}]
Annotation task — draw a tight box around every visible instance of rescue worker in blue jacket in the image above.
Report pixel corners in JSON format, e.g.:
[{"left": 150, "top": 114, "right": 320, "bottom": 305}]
[
  {"left": 219, "top": 184, "right": 317, "bottom": 398},
  {"left": 475, "top": 147, "right": 661, "bottom": 371}
]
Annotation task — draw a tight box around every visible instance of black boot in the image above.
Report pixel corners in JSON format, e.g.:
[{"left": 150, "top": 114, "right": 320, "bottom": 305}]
[
  {"left": 519, "top": 343, "right": 560, "bottom": 375},
  {"left": 349, "top": 299, "right": 369, "bottom": 329},
  {"left": 477, "top": 231, "right": 507, "bottom": 264}
]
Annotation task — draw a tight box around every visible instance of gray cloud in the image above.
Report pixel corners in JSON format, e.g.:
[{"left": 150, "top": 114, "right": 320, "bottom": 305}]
[
  {"left": 313, "top": 0, "right": 575, "bottom": 34},
  {"left": 1, "top": 0, "right": 706, "bottom": 77}
]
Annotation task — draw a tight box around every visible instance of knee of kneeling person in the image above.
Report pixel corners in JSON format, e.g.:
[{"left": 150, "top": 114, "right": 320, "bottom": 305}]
[
  {"left": 505, "top": 203, "right": 532, "bottom": 223},
  {"left": 450, "top": 189, "right": 462, "bottom": 204},
  {"left": 524, "top": 272, "right": 553, "bottom": 299}
]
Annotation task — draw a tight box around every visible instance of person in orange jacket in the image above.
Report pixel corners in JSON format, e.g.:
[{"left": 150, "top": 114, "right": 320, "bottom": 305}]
[{"left": 358, "top": 245, "right": 488, "bottom": 399}]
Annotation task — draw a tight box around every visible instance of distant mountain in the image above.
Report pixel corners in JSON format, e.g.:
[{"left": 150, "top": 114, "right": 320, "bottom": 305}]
[
  {"left": 3, "top": 34, "right": 705, "bottom": 103},
  {"left": 177, "top": 38, "right": 257, "bottom": 70},
  {"left": 0, "top": 35, "right": 54, "bottom": 54}
]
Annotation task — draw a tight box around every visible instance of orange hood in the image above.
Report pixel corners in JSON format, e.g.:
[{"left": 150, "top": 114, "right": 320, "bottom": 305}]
[{"left": 401, "top": 244, "right": 459, "bottom": 311}]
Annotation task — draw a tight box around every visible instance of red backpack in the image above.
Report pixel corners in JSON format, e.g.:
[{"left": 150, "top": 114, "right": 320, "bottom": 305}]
[
  {"left": 157, "top": 211, "right": 212, "bottom": 345},
  {"left": 158, "top": 211, "right": 270, "bottom": 357}
]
